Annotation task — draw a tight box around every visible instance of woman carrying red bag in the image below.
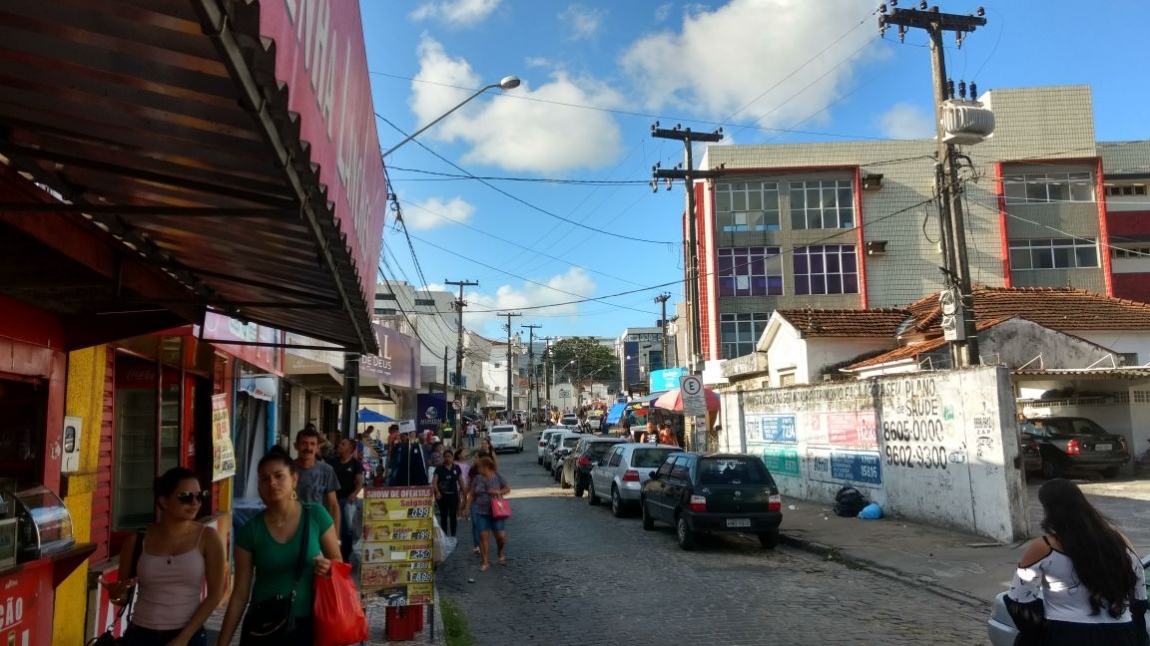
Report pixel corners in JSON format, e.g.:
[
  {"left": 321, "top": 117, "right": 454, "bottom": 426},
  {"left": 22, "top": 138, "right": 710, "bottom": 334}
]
[{"left": 465, "top": 456, "right": 510, "bottom": 571}]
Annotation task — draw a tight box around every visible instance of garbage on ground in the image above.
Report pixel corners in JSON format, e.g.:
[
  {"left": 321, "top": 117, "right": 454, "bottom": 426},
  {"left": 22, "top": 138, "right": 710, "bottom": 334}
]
[
  {"left": 833, "top": 486, "right": 868, "bottom": 517},
  {"left": 858, "top": 502, "right": 883, "bottom": 520}
]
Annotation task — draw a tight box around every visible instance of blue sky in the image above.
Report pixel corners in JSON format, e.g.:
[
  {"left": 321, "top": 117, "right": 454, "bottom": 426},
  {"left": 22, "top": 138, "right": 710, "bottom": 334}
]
[{"left": 362, "top": 0, "right": 1148, "bottom": 341}]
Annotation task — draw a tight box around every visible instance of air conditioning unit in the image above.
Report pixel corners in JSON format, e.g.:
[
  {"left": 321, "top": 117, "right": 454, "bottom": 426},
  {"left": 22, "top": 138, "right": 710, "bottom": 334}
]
[{"left": 940, "top": 99, "right": 995, "bottom": 145}]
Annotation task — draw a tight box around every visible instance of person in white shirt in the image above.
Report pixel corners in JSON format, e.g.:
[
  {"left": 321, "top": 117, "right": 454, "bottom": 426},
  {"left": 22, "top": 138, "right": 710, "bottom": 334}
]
[{"left": 466, "top": 421, "right": 477, "bottom": 448}]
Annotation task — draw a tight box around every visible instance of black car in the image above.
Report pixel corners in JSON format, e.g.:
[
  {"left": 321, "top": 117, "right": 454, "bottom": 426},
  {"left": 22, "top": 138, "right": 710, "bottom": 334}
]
[
  {"left": 562, "top": 436, "right": 624, "bottom": 497},
  {"left": 1023, "top": 416, "right": 1130, "bottom": 479},
  {"left": 640, "top": 453, "right": 782, "bottom": 551}
]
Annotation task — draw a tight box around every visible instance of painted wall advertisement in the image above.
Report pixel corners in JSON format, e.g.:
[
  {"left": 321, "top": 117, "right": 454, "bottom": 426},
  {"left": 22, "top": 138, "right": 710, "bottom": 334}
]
[
  {"left": 361, "top": 487, "right": 435, "bottom": 606},
  {"left": 211, "top": 393, "right": 237, "bottom": 481}
]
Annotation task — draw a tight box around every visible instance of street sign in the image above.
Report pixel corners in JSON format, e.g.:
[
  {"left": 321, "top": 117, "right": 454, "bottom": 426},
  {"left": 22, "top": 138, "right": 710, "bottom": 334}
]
[{"left": 679, "top": 375, "right": 706, "bottom": 416}]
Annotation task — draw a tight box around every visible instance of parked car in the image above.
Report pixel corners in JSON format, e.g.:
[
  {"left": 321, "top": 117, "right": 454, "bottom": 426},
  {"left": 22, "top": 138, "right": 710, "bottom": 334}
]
[
  {"left": 560, "top": 413, "right": 580, "bottom": 428},
  {"left": 537, "top": 428, "right": 568, "bottom": 465},
  {"left": 551, "top": 435, "right": 583, "bottom": 482},
  {"left": 487, "top": 424, "right": 524, "bottom": 453},
  {"left": 987, "top": 552, "right": 1150, "bottom": 645},
  {"left": 542, "top": 431, "right": 579, "bottom": 471},
  {"left": 562, "top": 437, "right": 624, "bottom": 495},
  {"left": 586, "top": 411, "right": 603, "bottom": 432},
  {"left": 640, "top": 453, "right": 783, "bottom": 551},
  {"left": 1022, "top": 416, "right": 1130, "bottom": 478},
  {"left": 590, "top": 443, "right": 683, "bottom": 517}
]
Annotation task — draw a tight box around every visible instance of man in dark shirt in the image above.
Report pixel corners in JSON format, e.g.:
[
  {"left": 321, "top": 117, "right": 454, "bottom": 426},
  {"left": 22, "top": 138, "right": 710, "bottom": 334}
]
[{"left": 329, "top": 438, "right": 364, "bottom": 562}]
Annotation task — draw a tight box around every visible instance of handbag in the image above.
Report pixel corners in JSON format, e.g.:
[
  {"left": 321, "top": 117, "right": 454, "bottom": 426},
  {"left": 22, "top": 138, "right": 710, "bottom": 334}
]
[
  {"left": 86, "top": 530, "right": 145, "bottom": 646},
  {"left": 491, "top": 496, "right": 512, "bottom": 520},
  {"left": 313, "top": 561, "right": 368, "bottom": 646},
  {"left": 241, "top": 504, "right": 311, "bottom": 645}
]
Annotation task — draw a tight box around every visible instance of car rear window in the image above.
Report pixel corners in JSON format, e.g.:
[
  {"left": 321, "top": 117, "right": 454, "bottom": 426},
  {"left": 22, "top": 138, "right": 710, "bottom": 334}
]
[
  {"left": 1033, "top": 418, "right": 1107, "bottom": 437},
  {"left": 490, "top": 426, "right": 516, "bottom": 434},
  {"left": 586, "top": 442, "right": 618, "bottom": 459},
  {"left": 562, "top": 437, "right": 580, "bottom": 448},
  {"left": 630, "top": 448, "right": 681, "bottom": 468},
  {"left": 697, "top": 458, "right": 773, "bottom": 485}
]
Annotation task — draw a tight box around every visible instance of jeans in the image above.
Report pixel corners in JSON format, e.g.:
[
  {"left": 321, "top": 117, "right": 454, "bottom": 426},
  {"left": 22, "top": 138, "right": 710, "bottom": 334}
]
[
  {"left": 470, "top": 502, "right": 480, "bottom": 547},
  {"left": 438, "top": 494, "right": 459, "bottom": 537},
  {"left": 467, "top": 433, "right": 476, "bottom": 447},
  {"left": 122, "top": 623, "right": 206, "bottom": 646},
  {"left": 337, "top": 498, "right": 359, "bottom": 563}
]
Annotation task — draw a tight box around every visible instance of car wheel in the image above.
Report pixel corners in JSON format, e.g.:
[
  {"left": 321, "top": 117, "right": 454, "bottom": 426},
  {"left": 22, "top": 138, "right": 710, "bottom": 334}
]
[
  {"left": 611, "top": 486, "right": 626, "bottom": 518},
  {"left": 588, "top": 481, "right": 600, "bottom": 506},
  {"left": 641, "top": 497, "right": 654, "bottom": 530},
  {"left": 574, "top": 478, "right": 584, "bottom": 497},
  {"left": 537, "top": 456, "right": 542, "bottom": 465},
  {"left": 675, "top": 513, "right": 696, "bottom": 551},
  {"left": 1100, "top": 466, "right": 1120, "bottom": 478},
  {"left": 1041, "top": 456, "right": 1062, "bottom": 479},
  {"left": 759, "top": 530, "right": 780, "bottom": 550}
]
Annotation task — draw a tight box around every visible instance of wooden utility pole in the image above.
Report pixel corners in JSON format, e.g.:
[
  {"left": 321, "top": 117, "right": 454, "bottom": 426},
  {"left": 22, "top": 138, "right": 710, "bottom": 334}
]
[
  {"left": 541, "top": 336, "right": 555, "bottom": 417},
  {"left": 521, "top": 323, "right": 542, "bottom": 421},
  {"left": 651, "top": 124, "right": 724, "bottom": 375},
  {"left": 496, "top": 312, "right": 521, "bottom": 413},
  {"left": 445, "top": 279, "right": 478, "bottom": 419},
  {"left": 654, "top": 292, "right": 671, "bottom": 370},
  {"left": 883, "top": 3, "right": 986, "bottom": 367}
]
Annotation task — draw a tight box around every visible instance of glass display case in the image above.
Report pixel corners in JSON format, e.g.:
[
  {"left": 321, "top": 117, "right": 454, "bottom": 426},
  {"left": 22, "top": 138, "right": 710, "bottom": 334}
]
[{"left": 13, "top": 486, "right": 75, "bottom": 561}]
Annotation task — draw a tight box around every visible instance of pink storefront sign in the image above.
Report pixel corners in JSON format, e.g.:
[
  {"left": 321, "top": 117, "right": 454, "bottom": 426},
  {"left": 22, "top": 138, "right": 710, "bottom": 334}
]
[{"left": 260, "top": 0, "right": 388, "bottom": 304}]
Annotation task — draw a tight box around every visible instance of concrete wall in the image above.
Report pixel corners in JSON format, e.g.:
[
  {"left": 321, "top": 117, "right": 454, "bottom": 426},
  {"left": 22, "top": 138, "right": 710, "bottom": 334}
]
[
  {"left": 982, "top": 318, "right": 1118, "bottom": 368},
  {"left": 1075, "top": 331, "right": 1150, "bottom": 366},
  {"left": 720, "top": 367, "right": 1028, "bottom": 542}
]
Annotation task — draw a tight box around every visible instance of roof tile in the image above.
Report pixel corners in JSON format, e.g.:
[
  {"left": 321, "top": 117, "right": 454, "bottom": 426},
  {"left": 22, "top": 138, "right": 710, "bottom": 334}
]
[
  {"left": 847, "top": 317, "right": 1014, "bottom": 370},
  {"left": 776, "top": 308, "right": 910, "bottom": 338}
]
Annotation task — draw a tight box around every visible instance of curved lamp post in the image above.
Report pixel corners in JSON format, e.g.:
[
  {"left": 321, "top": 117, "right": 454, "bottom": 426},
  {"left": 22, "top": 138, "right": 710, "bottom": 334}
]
[{"left": 382, "top": 75, "right": 521, "bottom": 158}]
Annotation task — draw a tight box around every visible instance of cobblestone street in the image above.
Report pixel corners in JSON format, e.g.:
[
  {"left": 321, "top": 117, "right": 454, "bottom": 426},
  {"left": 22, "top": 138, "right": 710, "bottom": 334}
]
[{"left": 438, "top": 434, "right": 990, "bottom": 646}]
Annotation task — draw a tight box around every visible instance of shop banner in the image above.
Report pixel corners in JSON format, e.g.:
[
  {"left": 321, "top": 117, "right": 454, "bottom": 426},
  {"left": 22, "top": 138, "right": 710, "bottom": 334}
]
[
  {"left": 211, "top": 394, "right": 237, "bottom": 481},
  {"left": 259, "top": 0, "right": 388, "bottom": 306},
  {"left": 2, "top": 558, "right": 51, "bottom": 646},
  {"left": 649, "top": 367, "right": 687, "bottom": 392},
  {"left": 361, "top": 487, "right": 434, "bottom": 606},
  {"left": 361, "top": 324, "right": 420, "bottom": 391},
  {"left": 416, "top": 394, "right": 446, "bottom": 435},
  {"left": 199, "top": 312, "right": 283, "bottom": 376}
]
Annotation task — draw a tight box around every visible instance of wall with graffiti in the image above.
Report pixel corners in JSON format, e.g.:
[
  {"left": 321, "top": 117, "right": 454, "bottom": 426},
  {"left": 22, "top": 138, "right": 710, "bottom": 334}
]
[{"left": 719, "top": 367, "right": 1027, "bottom": 542}]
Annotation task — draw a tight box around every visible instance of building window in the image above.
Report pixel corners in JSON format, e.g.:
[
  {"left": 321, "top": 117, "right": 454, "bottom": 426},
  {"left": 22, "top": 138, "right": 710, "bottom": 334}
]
[
  {"left": 719, "top": 313, "right": 770, "bottom": 359},
  {"left": 375, "top": 293, "right": 397, "bottom": 301},
  {"left": 1104, "top": 184, "right": 1147, "bottom": 197},
  {"left": 715, "top": 182, "right": 780, "bottom": 232},
  {"left": 1009, "top": 238, "right": 1099, "bottom": 269},
  {"left": 413, "top": 298, "right": 436, "bottom": 307},
  {"left": 793, "top": 245, "right": 859, "bottom": 295},
  {"left": 717, "top": 246, "right": 783, "bottom": 297},
  {"left": 1112, "top": 247, "right": 1150, "bottom": 259},
  {"left": 374, "top": 308, "right": 397, "bottom": 316},
  {"left": 1003, "top": 172, "right": 1093, "bottom": 204},
  {"left": 790, "top": 180, "right": 854, "bottom": 229}
]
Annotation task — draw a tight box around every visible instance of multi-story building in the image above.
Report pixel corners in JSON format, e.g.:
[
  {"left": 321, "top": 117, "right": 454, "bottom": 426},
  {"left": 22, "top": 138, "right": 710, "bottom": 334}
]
[
  {"left": 686, "top": 85, "right": 1150, "bottom": 377},
  {"left": 373, "top": 280, "right": 464, "bottom": 400},
  {"left": 615, "top": 327, "right": 668, "bottom": 394}
]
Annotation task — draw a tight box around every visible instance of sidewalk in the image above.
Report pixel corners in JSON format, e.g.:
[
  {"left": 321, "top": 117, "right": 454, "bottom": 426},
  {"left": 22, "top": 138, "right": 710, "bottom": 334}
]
[{"left": 777, "top": 500, "right": 1024, "bottom": 606}]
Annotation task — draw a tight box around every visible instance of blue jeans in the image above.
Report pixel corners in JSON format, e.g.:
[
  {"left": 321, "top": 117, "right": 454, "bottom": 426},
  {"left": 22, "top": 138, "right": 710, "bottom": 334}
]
[
  {"left": 470, "top": 502, "right": 481, "bottom": 547},
  {"left": 122, "top": 623, "right": 206, "bottom": 646}
]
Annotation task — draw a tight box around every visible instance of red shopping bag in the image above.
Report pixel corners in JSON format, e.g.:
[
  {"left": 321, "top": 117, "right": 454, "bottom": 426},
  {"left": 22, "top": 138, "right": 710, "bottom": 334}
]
[
  {"left": 491, "top": 497, "right": 512, "bottom": 520},
  {"left": 314, "top": 561, "right": 368, "bottom": 646}
]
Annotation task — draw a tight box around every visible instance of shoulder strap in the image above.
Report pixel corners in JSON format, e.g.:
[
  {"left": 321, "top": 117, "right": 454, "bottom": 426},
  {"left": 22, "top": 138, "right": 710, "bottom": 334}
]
[
  {"left": 128, "top": 529, "right": 145, "bottom": 578},
  {"left": 293, "top": 503, "right": 310, "bottom": 585}
]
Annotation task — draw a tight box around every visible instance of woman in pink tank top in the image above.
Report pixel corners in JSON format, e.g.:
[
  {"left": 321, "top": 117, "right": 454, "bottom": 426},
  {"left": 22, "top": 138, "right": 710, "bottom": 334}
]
[{"left": 103, "top": 467, "right": 226, "bottom": 646}]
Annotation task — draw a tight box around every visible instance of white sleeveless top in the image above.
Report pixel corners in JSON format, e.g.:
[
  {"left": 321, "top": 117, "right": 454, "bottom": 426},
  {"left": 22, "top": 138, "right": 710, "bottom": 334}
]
[
  {"left": 131, "top": 526, "right": 207, "bottom": 630},
  {"left": 1009, "top": 539, "right": 1146, "bottom": 623}
]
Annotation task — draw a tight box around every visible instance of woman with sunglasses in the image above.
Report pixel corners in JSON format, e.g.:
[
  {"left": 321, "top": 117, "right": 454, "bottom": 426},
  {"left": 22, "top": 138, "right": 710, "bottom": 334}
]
[{"left": 103, "top": 467, "right": 225, "bottom": 646}]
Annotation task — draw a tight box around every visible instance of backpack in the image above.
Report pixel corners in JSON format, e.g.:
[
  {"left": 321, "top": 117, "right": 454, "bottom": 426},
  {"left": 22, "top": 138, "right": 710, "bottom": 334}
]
[{"left": 833, "top": 486, "right": 868, "bottom": 518}]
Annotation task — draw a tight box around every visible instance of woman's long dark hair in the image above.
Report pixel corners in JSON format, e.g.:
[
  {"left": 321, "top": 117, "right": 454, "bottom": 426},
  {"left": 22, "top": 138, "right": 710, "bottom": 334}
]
[{"left": 1039, "top": 478, "right": 1136, "bottom": 618}]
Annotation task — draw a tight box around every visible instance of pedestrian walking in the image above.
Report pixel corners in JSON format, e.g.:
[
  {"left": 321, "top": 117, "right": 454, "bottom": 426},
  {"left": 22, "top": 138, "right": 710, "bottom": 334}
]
[
  {"left": 466, "top": 420, "right": 477, "bottom": 447},
  {"left": 479, "top": 437, "right": 499, "bottom": 470},
  {"left": 293, "top": 428, "right": 340, "bottom": 534},
  {"left": 432, "top": 450, "right": 464, "bottom": 538},
  {"left": 1005, "top": 478, "right": 1147, "bottom": 646},
  {"left": 657, "top": 423, "right": 678, "bottom": 447},
  {"left": 214, "top": 449, "right": 342, "bottom": 646},
  {"left": 392, "top": 430, "right": 429, "bottom": 486},
  {"left": 466, "top": 456, "right": 510, "bottom": 571},
  {"left": 327, "top": 438, "right": 364, "bottom": 563},
  {"left": 102, "top": 467, "right": 225, "bottom": 646},
  {"left": 464, "top": 451, "right": 489, "bottom": 555}
]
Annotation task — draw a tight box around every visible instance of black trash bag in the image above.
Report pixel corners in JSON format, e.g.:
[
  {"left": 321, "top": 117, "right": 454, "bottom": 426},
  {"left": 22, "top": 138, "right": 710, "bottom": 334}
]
[{"left": 833, "top": 486, "right": 868, "bottom": 518}]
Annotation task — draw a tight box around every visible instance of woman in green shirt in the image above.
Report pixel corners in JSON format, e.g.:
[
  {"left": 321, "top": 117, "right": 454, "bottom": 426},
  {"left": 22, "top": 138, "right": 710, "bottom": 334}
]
[{"left": 215, "top": 449, "right": 342, "bottom": 645}]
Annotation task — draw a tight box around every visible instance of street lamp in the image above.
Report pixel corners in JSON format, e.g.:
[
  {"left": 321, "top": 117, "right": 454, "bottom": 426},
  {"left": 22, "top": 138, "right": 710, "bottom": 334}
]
[{"left": 382, "top": 75, "right": 522, "bottom": 158}]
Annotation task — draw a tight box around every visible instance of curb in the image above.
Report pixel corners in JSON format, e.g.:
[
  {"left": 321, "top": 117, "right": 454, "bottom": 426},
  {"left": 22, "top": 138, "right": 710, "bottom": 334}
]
[{"left": 780, "top": 533, "right": 988, "bottom": 609}]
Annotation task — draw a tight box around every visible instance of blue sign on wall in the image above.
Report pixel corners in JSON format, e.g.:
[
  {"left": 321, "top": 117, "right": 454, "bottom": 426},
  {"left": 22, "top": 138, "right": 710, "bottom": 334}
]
[
  {"left": 760, "top": 414, "right": 797, "bottom": 443},
  {"left": 829, "top": 451, "right": 883, "bottom": 485},
  {"left": 649, "top": 367, "right": 687, "bottom": 392}
]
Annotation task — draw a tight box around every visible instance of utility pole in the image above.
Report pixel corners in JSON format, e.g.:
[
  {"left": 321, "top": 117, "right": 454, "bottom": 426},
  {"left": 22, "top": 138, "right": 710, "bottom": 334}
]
[
  {"left": 654, "top": 292, "right": 671, "bottom": 370},
  {"left": 541, "top": 336, "right": 555, "bottom": 418},
  {"left": 497, "top": 312, "right": 521, "bottom": 413},
  {"left": 521, "top": 323, "right": 542, "bottom": 422},
  {"left": 442, "top": 345, "right": 450, "bottom": 406},
  {"left": 883, "top": 3, "right": 986, "bottom": 367},
  {"left": 651, "top": 123, "right": 724, "bottom": 375},
  {"left": 445, "top": 278, "right": 478, "bottom": 422}
]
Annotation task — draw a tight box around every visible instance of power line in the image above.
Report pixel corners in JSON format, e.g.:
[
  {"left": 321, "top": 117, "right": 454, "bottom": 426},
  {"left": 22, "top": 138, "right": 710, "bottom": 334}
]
[{"left": 387, "top": 166, "right": 649, "bottom": 186}]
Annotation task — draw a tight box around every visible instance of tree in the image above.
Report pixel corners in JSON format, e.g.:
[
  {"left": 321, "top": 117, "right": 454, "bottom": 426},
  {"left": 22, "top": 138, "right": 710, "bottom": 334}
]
[{"left": 549, "top": 337, "right": 618, "bottom": 397}]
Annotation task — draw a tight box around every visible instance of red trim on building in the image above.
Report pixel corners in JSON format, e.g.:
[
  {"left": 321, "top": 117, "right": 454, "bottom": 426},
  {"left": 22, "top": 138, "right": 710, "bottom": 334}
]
[
  {"left": 696, "top": 182, "right": 713, "bottom": 361},
  {"left": 1106, "top": 211, "right": 1150, "bottom": 238},
  {"left": 853, "top": 166, "right": 869, "bottom": 308},
  {"left": 995, "top": 162, "right": 1012, "bottom": 288},
  {"left": 1096, "top": 158, "right": 1114, "bottom": 297}
]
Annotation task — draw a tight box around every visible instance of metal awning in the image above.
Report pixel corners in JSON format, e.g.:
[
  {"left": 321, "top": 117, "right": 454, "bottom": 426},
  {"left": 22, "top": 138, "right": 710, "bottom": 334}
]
[{"left": 0, "top": 0, "right": 384, "bottom": 353}]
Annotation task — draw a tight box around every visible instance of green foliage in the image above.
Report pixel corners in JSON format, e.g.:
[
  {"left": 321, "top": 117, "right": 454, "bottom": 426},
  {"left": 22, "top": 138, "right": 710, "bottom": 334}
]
[
  {"left": 441, "top": 597, "right": 474, "bottom": 646},
  {"left": 549, "top": 337, "right": 618, "bottom": 385}
]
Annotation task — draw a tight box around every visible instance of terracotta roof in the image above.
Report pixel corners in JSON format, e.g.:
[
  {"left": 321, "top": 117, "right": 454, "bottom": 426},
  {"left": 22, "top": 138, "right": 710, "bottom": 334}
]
[
  {"left": 847, "top": 317, "right": 1013, "bottom": 370},
  {"left": 902, "top": 286, "right": 1150, "bottom": 335},
  {"left": 776, "top": 308, "right": 910, "bottom": 338}
]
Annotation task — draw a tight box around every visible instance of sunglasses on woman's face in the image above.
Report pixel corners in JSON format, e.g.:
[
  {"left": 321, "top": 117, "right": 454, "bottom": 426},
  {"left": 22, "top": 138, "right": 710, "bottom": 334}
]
[{"left": 175, "top": 491, "right": 209, "bottom": 505}]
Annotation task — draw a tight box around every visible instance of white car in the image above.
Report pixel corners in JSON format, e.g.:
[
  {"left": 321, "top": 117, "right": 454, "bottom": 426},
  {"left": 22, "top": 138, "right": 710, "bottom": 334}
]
[
  {"left": 560, "top": 414, "right": 580, "bottom": 429},
  {"left": 537, "top": 428, "right": 569, "bottom": 464},
  {"left": 488, "top": 424, "right": 524, "bottom": 453}
]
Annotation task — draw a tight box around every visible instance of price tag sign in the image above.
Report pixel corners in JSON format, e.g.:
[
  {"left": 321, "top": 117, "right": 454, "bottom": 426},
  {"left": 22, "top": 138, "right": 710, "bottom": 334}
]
[
  {"left": 362, "top": 487, "right": 435, "bottom": 605},
  {"left": 679, "top": 375, "right": 707, "bottom": 416}
]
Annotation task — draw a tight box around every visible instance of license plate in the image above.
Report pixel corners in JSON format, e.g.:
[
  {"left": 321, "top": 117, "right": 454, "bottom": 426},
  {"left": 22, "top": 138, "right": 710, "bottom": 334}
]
[
  {"left": 1094, "top": 443, "right": 1112, "bottom": 451},
  {"left": 726, "top": 518, "right": 751, "bottom": 528}
]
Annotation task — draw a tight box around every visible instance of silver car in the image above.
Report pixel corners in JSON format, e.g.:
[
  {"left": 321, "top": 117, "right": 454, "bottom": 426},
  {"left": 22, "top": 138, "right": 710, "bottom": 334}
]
[
  {"left": 537, "top": 428, "right": 568, "bottom": 464},
  {"left": 987, "top": 552, "right": 1150, "bottom": 645},
  {"left": 588, "top": 443, "right": 683, "bottom": 518},
  {"left": 542, "top": 431, "right": 580, "bottom": 471},
  {"left": 488, "top": 424, "right": 523, "bottom": 453}
]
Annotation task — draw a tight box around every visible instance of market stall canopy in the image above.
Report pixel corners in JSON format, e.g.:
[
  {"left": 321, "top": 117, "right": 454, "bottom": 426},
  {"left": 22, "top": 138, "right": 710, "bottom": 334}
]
[
  {"left": 629, "top": 391, "right": 667, "bottom": 409},
  {"left": 654, "top": 387, "right": 722, "bottom": 413},
  {"left": 0, "top": 0, "right": 387, "bottom": 353},
  {"left": 605, "top": 402, "right": 627, "bottom": 425},
  {"left": 358, "top": 409, "right": 395, "bottom": 424}
]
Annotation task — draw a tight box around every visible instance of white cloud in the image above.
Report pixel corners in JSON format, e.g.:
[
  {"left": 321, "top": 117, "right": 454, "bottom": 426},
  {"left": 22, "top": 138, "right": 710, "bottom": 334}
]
[
  {"left": 878, "top": 102, "right": 936, "bottom": 140},
  {"left": 620, "top": 0, "right": 881, "bottom": 127},
  {"left": 560, "top": 4, "right": 606, "bottom": 40},
  {"left": 654, "top": 3, "right": 673, "bottom": 22},
  {"left": 404, "top": 196, "right": 476, "bottom": 230},
  {"left": 463, "top": 267, "right": 597, "bottom": 329},
  {"left": 409, "top": 37, "right": 624, "bottom": 173},
  {"left": 411, "top": 0, "right": 500, "bottom": 26}
]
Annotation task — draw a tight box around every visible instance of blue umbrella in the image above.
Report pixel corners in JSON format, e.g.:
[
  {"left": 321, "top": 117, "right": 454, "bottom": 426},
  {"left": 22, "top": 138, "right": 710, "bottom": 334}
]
[{"left": 358, "top": 408, "right": 395, "bottom": 423}]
